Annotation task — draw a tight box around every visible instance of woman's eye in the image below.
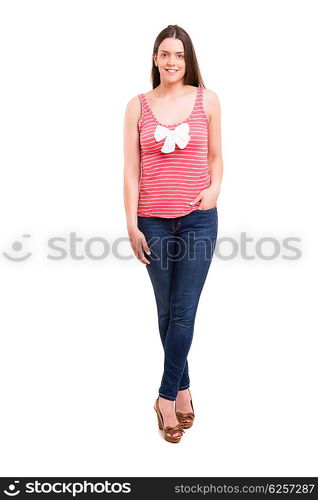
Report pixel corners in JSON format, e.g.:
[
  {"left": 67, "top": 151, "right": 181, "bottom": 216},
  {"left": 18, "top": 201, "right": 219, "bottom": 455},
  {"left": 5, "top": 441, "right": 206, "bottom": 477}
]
[{"left": 159, "top": 53, "right": 184, "bottom": 58}]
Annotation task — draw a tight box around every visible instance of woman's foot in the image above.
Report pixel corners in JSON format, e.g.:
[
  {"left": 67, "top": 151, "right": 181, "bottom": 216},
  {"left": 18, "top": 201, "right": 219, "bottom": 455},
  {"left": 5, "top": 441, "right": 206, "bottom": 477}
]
[
  {"left": 175, "top": 388, "right": 194, "bottom": 426},
  {"left": 158, "top": 397, "right": 183, "bottom": 439}
]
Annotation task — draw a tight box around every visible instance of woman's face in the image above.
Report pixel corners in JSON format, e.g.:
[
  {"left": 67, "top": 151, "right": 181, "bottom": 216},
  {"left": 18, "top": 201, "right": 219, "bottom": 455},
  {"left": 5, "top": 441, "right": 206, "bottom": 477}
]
[{"left": 153, "top": 37, "right": 186, "bottom": 83}]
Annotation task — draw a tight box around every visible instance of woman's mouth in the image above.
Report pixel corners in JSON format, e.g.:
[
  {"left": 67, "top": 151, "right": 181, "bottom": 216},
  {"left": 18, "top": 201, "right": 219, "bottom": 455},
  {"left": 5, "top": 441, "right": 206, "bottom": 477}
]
[{"left": 165, "top": 69, "right": 179, "bottom": 73}]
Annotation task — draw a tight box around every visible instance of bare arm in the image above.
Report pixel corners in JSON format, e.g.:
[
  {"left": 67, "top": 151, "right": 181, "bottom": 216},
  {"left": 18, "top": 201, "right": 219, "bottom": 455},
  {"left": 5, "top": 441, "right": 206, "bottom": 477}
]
[
  {"left": 188, "top": 89, "right": 223, "bottom": 209},
  {"left": 123, "top": 96, "right": 150, "bottom": 264},
  {"left": 123, "top": 96, "right": 142, "bottom": 231},
  {"left": 205, "top": 89, "right": 223, "bottom": 190}
]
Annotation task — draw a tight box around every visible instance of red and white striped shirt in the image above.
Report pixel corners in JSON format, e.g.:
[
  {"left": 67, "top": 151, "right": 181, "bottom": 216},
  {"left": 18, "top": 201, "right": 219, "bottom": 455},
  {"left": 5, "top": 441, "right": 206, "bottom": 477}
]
[{"left": 137, "top": 86, "right": 211, "bottom": 218}]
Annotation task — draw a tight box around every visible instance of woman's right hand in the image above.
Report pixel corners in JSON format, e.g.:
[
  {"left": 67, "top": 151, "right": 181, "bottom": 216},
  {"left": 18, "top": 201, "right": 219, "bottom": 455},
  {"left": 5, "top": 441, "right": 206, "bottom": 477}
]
[{"left": 128, "top": 226, "right": 151, "bottom": 265}]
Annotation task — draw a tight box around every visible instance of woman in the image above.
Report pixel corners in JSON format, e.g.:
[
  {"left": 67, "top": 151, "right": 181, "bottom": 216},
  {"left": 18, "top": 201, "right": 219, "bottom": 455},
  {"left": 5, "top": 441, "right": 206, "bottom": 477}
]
[{"left": 123, "top": 24, "right": 223, "bottom": 443}]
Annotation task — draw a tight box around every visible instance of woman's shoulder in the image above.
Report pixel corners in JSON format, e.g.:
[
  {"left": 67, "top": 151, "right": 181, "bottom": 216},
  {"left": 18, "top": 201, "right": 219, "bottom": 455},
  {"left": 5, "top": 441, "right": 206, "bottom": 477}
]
[
  {"left": 201, "top": 88, "right": 221, "bottom": 124},
  {"left": 202, "top": 87, "right": 220, "bottom": 101},
  {"left": 126, "top": 92, "right": 143, "bottom": 106},
  {"left": 202, "top": 87, "right": 221, "bottom": 110},
  {"left": 125, "top": 93, "right": 144, "bottom": 114},
  {"left": 124, "top": 94, "right": 144, "bottom": 129}
]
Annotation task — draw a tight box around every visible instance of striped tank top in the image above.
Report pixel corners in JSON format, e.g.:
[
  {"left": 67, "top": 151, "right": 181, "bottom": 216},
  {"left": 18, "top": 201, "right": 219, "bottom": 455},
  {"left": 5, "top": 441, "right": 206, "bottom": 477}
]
[{"left": 137, "top": 86, "right": 211, "bottom": 218}]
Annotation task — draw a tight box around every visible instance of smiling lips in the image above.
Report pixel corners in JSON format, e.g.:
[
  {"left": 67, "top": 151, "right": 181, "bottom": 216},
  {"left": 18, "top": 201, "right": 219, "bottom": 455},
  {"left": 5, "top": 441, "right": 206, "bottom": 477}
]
[{"left": 165, "top": 69, "right": 179, "bottom": 72}]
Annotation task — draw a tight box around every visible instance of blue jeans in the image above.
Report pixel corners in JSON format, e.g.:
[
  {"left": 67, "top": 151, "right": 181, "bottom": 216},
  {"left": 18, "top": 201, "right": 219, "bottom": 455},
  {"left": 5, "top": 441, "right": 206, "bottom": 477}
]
[{"left": 137, "top": 207, "right": 218, "bottom": 401}]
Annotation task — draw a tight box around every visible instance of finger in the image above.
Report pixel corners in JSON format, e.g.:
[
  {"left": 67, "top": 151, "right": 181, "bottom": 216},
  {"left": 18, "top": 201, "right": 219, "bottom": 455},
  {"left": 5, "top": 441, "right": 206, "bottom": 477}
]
[
  {"left": 189, "top": 195, "right": 202, "bottom": 205},
  {"left": 137, "top": 240, "right": 150, "bottom": 264},
  {"left": 138, "top": 233, "right": 151, "bottom": 257},
  {"left": 138, "top": 252, "right": 150, "bottom": 264},
  {"left": 134, "top": 249, "right": 149, "bottom": 264},
  {"left": 136, "top": 232, "right": 151, "bottom": 255},
  {"left": 142, "top": 240, "right": 151, "bottom": 256}
]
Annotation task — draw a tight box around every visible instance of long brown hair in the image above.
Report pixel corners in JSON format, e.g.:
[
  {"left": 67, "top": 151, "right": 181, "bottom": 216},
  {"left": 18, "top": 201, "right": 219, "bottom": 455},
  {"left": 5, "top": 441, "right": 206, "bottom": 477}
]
[{"left": 151, "top": 25, "right": 205, "bottom": 89}]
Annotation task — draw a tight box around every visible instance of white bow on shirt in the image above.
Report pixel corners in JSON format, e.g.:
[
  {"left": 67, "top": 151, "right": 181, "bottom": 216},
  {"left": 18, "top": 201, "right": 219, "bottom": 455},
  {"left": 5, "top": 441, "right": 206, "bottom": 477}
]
[{"left": 154, "top": 122, "right": 190, "bottom": 154}]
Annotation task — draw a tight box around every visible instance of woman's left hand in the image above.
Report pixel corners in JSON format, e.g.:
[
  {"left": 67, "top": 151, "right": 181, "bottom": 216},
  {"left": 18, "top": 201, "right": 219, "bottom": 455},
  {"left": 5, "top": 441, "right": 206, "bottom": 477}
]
[{"left": 189, "top": 185, "right": 220, "bottom": 210}]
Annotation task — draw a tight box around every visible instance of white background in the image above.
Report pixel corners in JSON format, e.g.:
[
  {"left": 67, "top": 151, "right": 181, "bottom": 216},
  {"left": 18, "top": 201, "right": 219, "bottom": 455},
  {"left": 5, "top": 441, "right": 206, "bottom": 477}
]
[{"left": 0, "top": 0, "right": 317, "bottom": 477}]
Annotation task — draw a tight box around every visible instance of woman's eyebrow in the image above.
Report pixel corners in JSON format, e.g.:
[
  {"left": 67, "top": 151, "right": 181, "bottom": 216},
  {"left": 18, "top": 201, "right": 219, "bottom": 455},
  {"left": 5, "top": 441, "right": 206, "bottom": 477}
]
[{"left": 160, "top": 50, "right": 184, "bottom": 54}]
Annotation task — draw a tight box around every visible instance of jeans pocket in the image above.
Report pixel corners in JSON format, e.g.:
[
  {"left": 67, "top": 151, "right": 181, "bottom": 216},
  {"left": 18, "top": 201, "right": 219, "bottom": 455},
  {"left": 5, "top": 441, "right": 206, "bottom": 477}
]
[{"left": 197, "top": 207, "right": 217, "bottom": 212}]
